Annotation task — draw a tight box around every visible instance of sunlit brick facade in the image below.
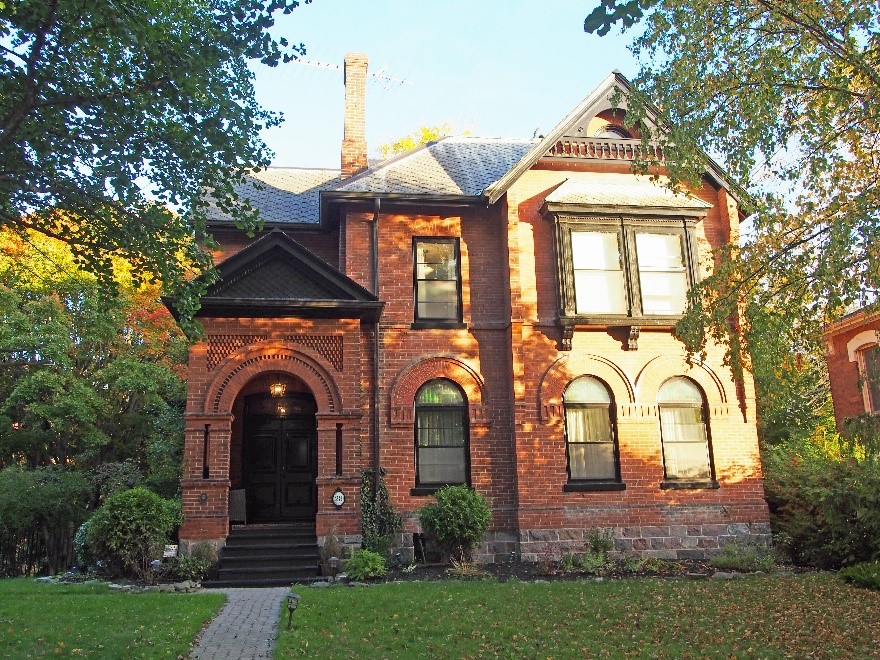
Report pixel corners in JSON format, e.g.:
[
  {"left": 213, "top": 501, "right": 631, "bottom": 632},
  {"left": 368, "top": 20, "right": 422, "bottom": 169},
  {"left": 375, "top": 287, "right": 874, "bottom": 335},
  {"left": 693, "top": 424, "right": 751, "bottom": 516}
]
[{"left": 176, "top": 55, "right": 770, "bottom": 562}]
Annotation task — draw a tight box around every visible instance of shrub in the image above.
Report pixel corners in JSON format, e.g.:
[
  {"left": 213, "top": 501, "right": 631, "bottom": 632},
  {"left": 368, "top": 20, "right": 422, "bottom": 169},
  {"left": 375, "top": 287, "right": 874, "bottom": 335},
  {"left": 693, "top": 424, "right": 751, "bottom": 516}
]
[
  {"left": 174, "top": 554, "right": 213, "bottom": 582},
  {"left": 710, "top": 542, "right": 775, "bottom": 573},
  {"left": 0, "top": 466, "right": 91, "bottom": 575},
  {"left": 86, "top": 487, "right": 178, "bottom": 580},
  {"left": 764, "top": 436, "right": 880, "bottom": 568},
  {"left": 418, "top": 485, "right": 491, "bottom": 562},
  {"left": 839, "top": 561, "right": 880, "bottom": 590},
  {"left": 586, "top": 528, "right": 615, "bottom": 554},
  {"left": 320, "top": 530, "right": 345, "bottom": 577},
  {"left": 345, "top": 549, "right": 387, "bottom": 580},
  {"left": 359, "top": 469, "right": 401, "bottom": 556}
]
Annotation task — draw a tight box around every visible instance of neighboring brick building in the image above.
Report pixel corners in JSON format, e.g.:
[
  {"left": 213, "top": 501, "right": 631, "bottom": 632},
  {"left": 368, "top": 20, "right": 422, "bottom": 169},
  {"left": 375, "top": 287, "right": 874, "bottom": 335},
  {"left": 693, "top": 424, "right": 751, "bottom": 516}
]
[
  {"left": 825, "top": 307, "right": 880, "bottom": 428},
  {"left": 176, "top": 54, "right": 770, "bottom": 567}
]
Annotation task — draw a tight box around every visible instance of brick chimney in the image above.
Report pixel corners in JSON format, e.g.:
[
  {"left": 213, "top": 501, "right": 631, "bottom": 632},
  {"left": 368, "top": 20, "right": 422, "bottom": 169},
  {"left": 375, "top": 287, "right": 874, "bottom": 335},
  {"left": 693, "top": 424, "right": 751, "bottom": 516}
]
[{"left": 341, "top": 53, "right": 368, "bottom": 179}]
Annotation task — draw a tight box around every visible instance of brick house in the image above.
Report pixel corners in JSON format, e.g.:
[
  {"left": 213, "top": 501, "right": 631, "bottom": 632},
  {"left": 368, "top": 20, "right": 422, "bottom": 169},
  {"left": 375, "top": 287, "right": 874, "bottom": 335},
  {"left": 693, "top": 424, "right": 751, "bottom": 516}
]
[
  {"left": 175, "top": 54, "right": 770, "bottom": 579},
  {"left": 825, "top": 307, "right": 880, "bottom": 427}
]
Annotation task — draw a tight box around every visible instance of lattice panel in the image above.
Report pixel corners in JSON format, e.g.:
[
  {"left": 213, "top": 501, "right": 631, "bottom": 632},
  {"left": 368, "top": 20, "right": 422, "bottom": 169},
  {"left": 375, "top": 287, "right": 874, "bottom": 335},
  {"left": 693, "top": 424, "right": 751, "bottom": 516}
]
[
  {"left": 207, "top": 335, "right": 267, "bottom": 369},
  {"left": 286, "top": 334, "right": 343, "bottom": 372}
]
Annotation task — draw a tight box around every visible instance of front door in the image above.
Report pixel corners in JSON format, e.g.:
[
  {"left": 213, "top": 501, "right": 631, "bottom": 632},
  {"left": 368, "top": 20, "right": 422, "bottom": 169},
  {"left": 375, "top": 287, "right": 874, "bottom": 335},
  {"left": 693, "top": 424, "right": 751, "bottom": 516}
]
[{"left": 243, "top": 394, "right": 317, "bottom": 522}]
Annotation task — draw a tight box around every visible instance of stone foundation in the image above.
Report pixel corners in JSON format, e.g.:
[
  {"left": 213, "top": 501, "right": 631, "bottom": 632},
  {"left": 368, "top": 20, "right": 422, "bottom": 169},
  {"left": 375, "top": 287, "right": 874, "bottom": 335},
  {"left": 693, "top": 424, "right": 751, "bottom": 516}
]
[{"left": 518, "top": 523, "right": 772, "bottom": 562}]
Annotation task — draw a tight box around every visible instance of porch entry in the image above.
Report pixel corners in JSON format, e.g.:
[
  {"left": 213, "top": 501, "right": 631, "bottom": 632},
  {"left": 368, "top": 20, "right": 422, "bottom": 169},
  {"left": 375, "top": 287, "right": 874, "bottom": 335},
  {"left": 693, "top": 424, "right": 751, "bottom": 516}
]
[{"left": 242, "top": 392, "right": 318, "bottom": 522}]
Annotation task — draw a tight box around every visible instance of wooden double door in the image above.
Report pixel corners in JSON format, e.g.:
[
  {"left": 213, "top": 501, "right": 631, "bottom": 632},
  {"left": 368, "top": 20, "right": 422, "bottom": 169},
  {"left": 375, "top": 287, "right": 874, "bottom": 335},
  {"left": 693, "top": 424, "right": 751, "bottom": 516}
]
[{"left": 243, "top": 394, "right": 317, "bottom": 522}]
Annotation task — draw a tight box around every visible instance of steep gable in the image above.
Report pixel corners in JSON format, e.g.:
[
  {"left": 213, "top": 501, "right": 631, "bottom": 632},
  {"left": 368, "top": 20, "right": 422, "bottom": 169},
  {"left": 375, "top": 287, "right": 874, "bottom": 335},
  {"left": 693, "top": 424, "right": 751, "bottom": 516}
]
[{"left": 196, "top": 229, "right": 381, "bottom": 319}]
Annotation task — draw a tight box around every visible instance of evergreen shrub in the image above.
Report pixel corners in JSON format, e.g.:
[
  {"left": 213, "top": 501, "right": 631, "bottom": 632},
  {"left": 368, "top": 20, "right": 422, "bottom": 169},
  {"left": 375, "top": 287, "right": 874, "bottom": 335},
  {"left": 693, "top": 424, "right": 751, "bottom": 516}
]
[
  {"left": 418, "top": 485, "right": 491, "bottom": 562},
  {"left": 86, "top": 487, "right": 178, "bottom": 579},
  {"left": 345, "top": 549, "right": 387, "bottom": 580}
]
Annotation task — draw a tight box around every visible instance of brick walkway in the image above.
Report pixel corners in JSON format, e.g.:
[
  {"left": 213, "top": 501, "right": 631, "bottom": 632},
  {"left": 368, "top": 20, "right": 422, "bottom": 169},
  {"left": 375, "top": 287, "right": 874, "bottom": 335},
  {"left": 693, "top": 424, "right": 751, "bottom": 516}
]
[{"left": 191, "top": 587, "right": 289, "bottom": 659}]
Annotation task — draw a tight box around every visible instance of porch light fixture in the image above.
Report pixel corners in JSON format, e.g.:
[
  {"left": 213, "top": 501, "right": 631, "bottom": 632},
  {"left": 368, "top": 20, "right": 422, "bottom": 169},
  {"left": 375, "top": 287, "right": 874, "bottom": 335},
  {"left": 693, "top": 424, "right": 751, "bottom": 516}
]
[
  {"left": 286, "top": 592, "right": 301, "bottom": 629},
  {"left": 269, "top": 382, "right": 287, "bottom": 397}
]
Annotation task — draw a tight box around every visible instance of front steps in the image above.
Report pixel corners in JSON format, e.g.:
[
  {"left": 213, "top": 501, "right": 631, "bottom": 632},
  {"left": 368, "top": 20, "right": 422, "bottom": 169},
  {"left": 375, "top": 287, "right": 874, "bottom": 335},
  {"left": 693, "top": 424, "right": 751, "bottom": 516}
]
[{"left": 205, "top": 523, "right": 321, "bottom": 588}]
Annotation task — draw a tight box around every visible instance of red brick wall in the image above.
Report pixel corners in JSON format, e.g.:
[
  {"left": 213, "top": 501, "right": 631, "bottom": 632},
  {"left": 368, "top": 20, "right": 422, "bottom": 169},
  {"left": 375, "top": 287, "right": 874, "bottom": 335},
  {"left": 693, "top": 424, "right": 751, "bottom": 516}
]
[
  {"left": 210, "top": 227, "right": 340, "bottom": 268},
  {"left": 501, "top": 166, "right": 768, "bottom": 559},
  {"left": 182, "top": 158, "right": 770, "bottom": 560},
  {"left": 825, "top": 311, "right": 880, "bottom": 427},
  {"left": 178, "top": 316, "right": 371, "bottom": 544}
]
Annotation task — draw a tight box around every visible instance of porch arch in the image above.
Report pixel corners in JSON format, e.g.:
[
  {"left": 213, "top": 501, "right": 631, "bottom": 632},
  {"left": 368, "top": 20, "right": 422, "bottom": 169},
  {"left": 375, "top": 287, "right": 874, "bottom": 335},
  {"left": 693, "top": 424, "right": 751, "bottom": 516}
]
[{"left": 205, "top": 342, "right": 343, "bottom": 415}]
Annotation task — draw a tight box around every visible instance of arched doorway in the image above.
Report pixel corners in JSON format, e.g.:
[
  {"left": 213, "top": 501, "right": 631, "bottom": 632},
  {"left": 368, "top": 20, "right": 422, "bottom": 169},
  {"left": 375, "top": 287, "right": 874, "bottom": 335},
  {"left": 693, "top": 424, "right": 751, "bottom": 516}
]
[{"left": 242, "top": 389, "right": 318, "bottom": 522}]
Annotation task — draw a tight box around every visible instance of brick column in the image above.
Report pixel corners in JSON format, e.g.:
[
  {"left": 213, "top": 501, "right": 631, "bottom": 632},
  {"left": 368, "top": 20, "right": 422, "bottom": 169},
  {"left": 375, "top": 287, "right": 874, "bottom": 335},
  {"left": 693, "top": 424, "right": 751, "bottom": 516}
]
[{"left": 179, "top": 413, "right": 234, "bottom": 548}]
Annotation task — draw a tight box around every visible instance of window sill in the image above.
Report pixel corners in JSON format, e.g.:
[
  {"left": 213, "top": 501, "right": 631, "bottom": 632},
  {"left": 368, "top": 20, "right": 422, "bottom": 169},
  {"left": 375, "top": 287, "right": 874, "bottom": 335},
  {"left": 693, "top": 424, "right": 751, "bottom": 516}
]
[
  {"left": 660, "top": 479, "right": 719, "bottom": 490},
  {"left": 563, "top": 482, "right": 626, "bottom": 492},
  {"left": 411, "top": 321, "right": 468, "bottom": 330}
]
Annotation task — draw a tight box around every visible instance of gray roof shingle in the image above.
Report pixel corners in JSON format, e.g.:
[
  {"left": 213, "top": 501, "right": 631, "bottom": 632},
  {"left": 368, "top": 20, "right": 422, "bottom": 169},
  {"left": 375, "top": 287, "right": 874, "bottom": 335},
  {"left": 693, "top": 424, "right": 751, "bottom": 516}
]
[
  {"left": 332, "top": 136, "right": 536, "bottom": 197},
  {"left": 204, "top": 168, "right": 341, "bottom": 225}
]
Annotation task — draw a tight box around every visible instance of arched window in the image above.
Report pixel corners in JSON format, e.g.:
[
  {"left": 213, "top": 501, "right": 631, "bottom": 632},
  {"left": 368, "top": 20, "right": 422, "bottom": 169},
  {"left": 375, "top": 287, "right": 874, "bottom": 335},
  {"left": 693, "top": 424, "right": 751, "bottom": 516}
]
[
  {"left": 857, "top": 343, "right": 880, "bottom": 413},
  {"left": 657, "top": 377, "right": 714, "bottom": 483},
  {"left": 564, "top": 376, "right": 620, "bottom": 483},
  {"left": 415, "top": 379, "right": 469, "bottom": 487}
]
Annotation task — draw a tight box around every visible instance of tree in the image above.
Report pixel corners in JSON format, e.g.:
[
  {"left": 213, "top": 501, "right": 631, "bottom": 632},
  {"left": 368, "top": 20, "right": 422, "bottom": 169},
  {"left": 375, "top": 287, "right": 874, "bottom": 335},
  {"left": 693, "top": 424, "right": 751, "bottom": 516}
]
[
  {"left": 584, "top": 0, "right": 879, "bottom": 424},
  {"left": 376, "top": 123, "right": 460, "bottom": 160},
  {"left": 0, "top": 0, "right": 310, "bottom": 327},
  {"left": 0, "top": 229, "right": 187, "bottom": 491}
]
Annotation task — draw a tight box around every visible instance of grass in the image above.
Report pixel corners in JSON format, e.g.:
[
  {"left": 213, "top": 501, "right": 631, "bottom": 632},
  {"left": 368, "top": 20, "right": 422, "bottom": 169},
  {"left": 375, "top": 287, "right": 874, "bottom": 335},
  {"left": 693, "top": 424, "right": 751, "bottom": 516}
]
[
  {"left": 276, "top": 573, "right": 880, "bottom": 658},
  {"left": 0, "top": 578, "right": 225, "bottom": 658}
]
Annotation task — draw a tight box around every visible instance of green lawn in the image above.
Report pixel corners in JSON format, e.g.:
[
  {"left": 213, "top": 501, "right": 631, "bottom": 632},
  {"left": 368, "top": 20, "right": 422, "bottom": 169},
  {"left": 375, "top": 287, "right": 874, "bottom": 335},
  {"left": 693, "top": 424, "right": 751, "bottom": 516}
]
[
  {"left": 275, "top": 573, "right": 880, "bottom": 658},
  {"left": 0, "top": 579, "right": 225, "bottom": 658}
]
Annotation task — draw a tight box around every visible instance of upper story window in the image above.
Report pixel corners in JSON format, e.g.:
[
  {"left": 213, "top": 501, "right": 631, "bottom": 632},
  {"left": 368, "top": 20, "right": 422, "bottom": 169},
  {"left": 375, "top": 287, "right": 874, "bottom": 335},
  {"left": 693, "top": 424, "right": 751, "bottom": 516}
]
[
  {"left": 414, "top": 379, "right": 469, "bottom": 490},
  {"left": 657, "top": 377, "right": 716, "bottom": 488},
  {"left": 413, "top": 238, "right": 462, "bottom": 326},
  {"left": 563, "top": 376, "right": 623, "bottom": 491},
  {"left": 556, "top": 216, "right": 698, "bottom": 326},
  {"left": 858, "top": 344, "right": 880, "bottom": 413}
]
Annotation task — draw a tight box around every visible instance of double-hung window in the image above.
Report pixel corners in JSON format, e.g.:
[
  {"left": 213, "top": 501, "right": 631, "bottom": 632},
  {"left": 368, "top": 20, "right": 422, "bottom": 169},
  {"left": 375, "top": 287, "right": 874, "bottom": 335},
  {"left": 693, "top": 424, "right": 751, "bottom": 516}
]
[
  {"left": 657, "top": 377, "right": 717, "bottom": 488},
  {"left": 414, "top": 379, "right": 469, "bottom": 489},
  {"left": 556, "top": 216, "right": 697, "bottom": 326},
  {"left": 413, "top": 238, "right": 462, "bottom": 325},
  {"left": 563, "top": 376, "right": 624, "bottom": 491},
  {"left": 859, "top": 344, "right": 880, "bottom": 413}
]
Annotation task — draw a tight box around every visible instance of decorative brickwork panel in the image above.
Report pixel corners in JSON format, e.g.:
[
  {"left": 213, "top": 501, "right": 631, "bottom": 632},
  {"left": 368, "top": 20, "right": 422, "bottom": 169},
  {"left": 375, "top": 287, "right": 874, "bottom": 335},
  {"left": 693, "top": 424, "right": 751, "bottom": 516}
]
[
  {"left": 207, "top": 335, "right": 267, "bottom": 370},
  {"left": 286, "top": 334, "right": 344, "bottom": 372}
]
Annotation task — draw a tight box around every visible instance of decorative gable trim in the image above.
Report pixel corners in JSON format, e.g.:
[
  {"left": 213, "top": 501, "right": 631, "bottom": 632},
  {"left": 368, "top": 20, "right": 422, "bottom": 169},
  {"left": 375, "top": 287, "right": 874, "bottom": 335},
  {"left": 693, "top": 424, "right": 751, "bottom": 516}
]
[{"left": 170, "top": 229, "right": 382, "bottom": 321}]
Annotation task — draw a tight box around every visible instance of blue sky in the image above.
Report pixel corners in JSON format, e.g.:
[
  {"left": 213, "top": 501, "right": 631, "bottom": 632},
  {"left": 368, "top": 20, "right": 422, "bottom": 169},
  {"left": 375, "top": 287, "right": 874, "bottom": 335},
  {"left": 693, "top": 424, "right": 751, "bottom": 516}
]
[{"left": 254, "top": 0, "right": 637, "bottom": 168}]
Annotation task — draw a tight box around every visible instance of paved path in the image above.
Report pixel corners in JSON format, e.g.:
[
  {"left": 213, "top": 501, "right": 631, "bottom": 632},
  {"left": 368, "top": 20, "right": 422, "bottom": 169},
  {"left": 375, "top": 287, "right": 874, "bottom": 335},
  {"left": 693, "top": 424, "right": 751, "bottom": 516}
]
[{"left": 191, "top": 587, "right": 289, "bottom": 659}]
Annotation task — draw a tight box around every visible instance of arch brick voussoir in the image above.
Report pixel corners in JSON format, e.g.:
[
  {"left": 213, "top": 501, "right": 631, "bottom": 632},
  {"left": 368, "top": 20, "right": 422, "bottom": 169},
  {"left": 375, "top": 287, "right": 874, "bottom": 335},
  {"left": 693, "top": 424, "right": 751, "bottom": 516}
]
[
  {"left": 389, "top": 356, "right": 488, "bottom": 427},
  {"left": 539, "top": 354, "right": 635, "bottom": 422},
  {"left": 634, "top": 355, "right": 729, "bottom": 415},
  {"left": 205, "top": 342, "right": 342, "bottom": 415}
]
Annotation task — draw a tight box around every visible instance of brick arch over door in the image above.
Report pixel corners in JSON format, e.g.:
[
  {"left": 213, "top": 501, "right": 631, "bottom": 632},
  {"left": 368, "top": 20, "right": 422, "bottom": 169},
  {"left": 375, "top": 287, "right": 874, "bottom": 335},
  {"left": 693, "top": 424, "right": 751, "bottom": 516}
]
[
  {"left": 389, "top": 356, "right": 490, "bottom": 426},
  {"left": 539, "top": 353, "right": 635, "bottom": 422},
  {"left": 634, "top": 355, "right": 730, "bottom": 416},
  {"left": 204, "top": 343, "right": 343, "bottom": 415}
]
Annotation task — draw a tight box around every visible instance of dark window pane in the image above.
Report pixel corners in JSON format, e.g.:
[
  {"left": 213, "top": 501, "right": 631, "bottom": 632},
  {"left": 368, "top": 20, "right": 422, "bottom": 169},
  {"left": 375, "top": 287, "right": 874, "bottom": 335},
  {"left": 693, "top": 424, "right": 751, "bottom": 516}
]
[
  {"left": 415, "top": 240, "right": 460, "bottom": 321},
  {"left": 415, "top": 379, "right": 468, "bottom": 486},
  {"left": 863, "top": 345, "right": 880, "bottom": 412}
]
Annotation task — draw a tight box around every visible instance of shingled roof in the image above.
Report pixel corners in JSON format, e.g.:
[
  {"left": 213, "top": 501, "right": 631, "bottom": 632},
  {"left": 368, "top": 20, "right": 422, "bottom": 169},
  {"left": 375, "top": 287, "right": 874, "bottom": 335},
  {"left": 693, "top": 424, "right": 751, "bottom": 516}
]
[
  {"left": 204, "top": 167, "right": 341, "bottom": 226},
  {"left": 331, "top": 136, "right": 536, "bottom": 197}
]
